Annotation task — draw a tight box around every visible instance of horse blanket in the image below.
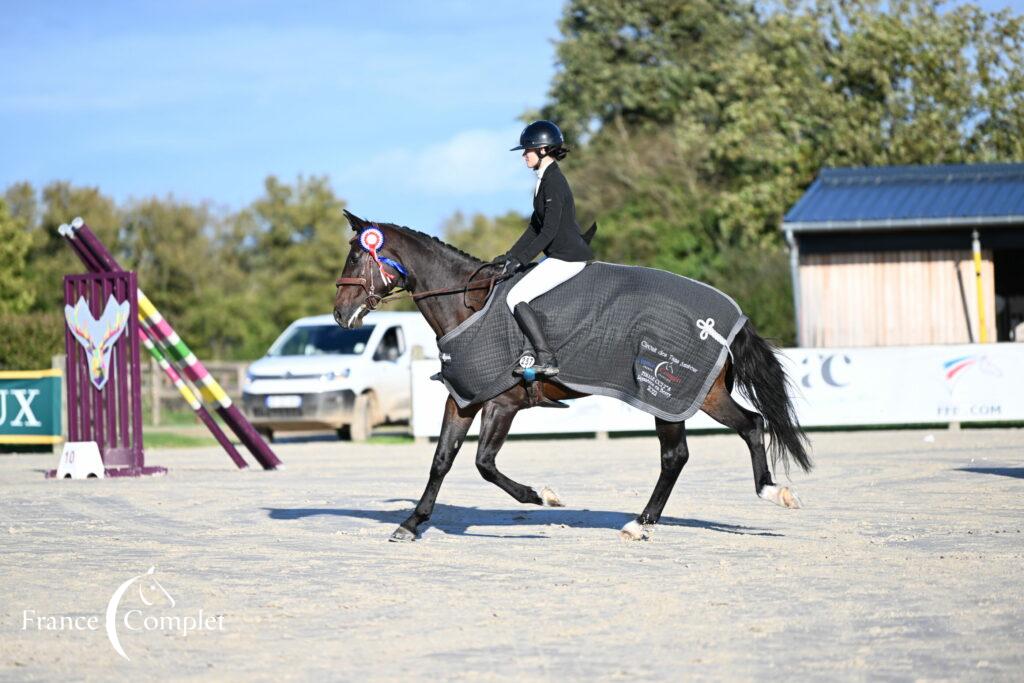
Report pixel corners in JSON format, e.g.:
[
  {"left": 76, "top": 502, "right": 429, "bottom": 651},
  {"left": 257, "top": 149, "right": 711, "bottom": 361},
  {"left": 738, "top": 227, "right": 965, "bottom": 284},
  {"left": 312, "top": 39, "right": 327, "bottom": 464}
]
[{"left": 435, "top": 262, "right": 747, "bottom": 421}]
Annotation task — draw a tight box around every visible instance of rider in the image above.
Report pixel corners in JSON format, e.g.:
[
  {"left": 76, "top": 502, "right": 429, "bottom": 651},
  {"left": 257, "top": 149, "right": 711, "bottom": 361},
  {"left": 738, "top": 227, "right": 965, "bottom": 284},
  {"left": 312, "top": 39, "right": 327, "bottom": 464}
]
[{"left": 499, "top": 120, "right": 594, "bottom": 377}]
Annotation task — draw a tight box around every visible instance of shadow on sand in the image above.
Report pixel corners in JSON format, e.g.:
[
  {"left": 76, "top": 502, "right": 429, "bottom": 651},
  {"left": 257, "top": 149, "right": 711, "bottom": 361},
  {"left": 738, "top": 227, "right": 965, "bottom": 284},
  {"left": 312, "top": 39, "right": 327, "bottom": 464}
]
[
  {"left": 263, "top": 499, "right": 782, "bottom": 538},
  {"left": 955, "top": 466, "right": 1024, "bottom": 480}
]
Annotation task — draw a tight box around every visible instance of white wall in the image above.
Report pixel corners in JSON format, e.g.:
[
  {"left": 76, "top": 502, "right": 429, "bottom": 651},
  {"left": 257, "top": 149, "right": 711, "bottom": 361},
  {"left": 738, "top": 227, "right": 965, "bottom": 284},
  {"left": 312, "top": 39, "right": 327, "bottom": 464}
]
[{"left": 410, "top": 344, "right": 1024, "bottom": 438}]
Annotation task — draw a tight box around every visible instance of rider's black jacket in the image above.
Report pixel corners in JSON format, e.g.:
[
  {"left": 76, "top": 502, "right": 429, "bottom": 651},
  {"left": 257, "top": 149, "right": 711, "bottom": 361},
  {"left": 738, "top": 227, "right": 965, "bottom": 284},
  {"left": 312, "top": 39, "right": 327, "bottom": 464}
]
[{"left": 508, "top": 162, "right": 594, "bottom": 264}]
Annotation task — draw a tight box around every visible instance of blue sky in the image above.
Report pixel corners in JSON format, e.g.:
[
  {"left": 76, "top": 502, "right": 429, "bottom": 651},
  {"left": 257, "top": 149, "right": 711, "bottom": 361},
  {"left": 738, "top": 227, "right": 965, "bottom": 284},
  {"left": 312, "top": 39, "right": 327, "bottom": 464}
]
[
  {"left": 3, "top": 1, "right": 1021, "bottom": 235},
  {"left": 1, "top": 1, "right": 563, "bottom": 233}
]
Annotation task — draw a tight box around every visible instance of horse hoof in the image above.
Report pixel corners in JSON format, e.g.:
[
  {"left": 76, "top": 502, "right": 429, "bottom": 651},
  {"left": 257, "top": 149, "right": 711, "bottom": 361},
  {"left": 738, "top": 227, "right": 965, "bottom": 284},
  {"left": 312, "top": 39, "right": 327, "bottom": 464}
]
[
  {"left": 619, "top": 520, "right": 649, "bottom": 541},
  {"left": 779, "top": 487, "right": 801, "bottom": 509},
  {"left": 540, "top": 486, "right": 564, "bottom": 507},
  {"left": 760, "top": 485, "right": 802, "bottom": 509},
  {"left": 389, "top": 526, "right": 416, "bottom": 542}
]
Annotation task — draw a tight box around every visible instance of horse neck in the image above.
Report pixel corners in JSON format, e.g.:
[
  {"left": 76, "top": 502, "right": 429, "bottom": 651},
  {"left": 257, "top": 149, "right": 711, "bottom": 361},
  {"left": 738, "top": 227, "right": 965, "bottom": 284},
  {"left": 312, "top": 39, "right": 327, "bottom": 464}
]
[{"left": 397, "top": 235, "right": 482, "bottom": 337}]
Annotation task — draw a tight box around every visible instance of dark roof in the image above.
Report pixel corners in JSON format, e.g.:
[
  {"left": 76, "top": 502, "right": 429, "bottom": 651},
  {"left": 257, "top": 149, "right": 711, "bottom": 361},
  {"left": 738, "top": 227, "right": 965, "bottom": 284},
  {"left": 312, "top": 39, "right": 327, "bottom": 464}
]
[{"left": 783, "top": 163, "right": 1024, "bottom": 232}]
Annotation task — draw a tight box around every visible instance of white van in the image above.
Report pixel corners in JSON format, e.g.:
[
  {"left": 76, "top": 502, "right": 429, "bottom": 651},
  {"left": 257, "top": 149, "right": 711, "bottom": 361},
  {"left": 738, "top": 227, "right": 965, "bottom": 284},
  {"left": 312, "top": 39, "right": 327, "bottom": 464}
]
[{"left": 241, "top": 311, "right": 436, "bottom": 442}]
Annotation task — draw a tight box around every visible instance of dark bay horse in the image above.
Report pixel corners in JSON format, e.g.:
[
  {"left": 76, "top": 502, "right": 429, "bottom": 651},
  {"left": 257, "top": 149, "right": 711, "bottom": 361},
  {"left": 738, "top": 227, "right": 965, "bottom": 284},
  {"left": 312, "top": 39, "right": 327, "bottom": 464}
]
[{"left": 333, "top": 211, "right": 812, "bottom": 541}]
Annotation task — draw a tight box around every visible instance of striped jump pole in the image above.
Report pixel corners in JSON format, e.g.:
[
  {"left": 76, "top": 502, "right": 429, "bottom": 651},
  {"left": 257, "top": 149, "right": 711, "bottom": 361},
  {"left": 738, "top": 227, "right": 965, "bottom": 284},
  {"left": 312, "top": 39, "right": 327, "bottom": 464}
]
[
  {"left": 140, "top": 332, "right": 249, "bottom": 469},
  {"left": 61, "top": 218, "right": 282, "bottom": 470},
  {"left": 58, "top": 224, "right": 249, "bottom": 469}
]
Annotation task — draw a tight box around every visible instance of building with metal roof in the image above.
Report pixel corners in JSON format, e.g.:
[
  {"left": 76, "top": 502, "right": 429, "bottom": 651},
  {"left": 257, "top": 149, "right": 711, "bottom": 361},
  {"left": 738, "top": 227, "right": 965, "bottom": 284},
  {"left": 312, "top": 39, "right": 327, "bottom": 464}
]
[{"left": 782, "top": 163, "right": 1024, "bottom": 347}]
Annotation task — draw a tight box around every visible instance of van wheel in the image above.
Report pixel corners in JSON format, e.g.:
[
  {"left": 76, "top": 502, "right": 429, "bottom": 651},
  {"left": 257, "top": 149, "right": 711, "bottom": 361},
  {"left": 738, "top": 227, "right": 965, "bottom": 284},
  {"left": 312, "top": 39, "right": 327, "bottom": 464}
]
[
  {"left": 257, "top": 428, "right": 275, "bottom": 443},
  {"left": 350, "top": 393, "right": 376, "bottom": 442},
  {"left": 336, "top": 425, "right": 352, "bottom": 441}
]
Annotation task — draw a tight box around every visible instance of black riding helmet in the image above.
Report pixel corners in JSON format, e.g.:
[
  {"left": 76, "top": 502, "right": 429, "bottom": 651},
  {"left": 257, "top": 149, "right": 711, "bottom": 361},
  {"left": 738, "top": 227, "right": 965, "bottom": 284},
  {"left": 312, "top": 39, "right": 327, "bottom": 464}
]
[{"left": 510, "top": 120, "right": 564, "bottom": 151}]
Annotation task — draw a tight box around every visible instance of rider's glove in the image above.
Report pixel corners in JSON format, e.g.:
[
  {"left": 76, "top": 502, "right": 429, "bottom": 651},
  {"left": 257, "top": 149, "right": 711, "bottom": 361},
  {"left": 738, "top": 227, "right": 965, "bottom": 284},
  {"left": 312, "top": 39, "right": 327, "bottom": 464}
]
[
  {"left": 501, "top": 256, "right": 523, "bottom": 275},
  {"left": 493, "top": 253, "right": 522, "bottom": 275}
]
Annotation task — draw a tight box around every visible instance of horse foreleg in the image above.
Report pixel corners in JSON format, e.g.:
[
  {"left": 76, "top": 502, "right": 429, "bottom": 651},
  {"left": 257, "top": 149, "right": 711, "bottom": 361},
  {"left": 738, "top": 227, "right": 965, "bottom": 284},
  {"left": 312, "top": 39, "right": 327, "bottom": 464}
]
[
  {"left": 620, "top": 417, "right": 689, "bottom": 541},
  {"left": 475, "top": 401, "right": 563, "bottom": 507},
  {"left": 701, "top": 375, "right": 801, "bottom": 510},
  {"left": 391, "top": 397, "right": 477, "bottom": 542}
]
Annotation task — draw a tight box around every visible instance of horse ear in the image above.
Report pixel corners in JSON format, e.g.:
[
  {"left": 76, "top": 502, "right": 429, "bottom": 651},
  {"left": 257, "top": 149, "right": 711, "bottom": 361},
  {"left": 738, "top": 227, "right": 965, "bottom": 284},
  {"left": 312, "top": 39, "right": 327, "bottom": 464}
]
[{"left": 344, "top": 209, "right": 366, "bottom": 231}]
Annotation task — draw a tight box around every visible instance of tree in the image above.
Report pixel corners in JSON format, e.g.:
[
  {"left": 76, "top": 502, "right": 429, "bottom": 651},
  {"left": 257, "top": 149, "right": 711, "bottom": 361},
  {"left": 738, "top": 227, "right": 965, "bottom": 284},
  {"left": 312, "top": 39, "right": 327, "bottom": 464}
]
[
  {"left": 523, "top": 0, "right": 1024, "bottom": 343},
  {"left": 442, "top": 210, "right": 528, "bottom": 262},
  {"left": 0, "top": 199, "right": 34, "bottom": 315},
  {"left": 234, "top": 176, "right": 351, "bottom": 349},
  {"left": 22, "top": 182, "right": 122, "bottom": 312}
]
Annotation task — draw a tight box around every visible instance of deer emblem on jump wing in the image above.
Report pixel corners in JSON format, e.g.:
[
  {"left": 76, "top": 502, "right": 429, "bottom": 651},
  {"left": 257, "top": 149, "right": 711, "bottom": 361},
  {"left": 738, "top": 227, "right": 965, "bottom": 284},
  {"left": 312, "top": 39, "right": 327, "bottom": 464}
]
[{"left": 64, "top": 294, "right": 132, "bottom": 390}]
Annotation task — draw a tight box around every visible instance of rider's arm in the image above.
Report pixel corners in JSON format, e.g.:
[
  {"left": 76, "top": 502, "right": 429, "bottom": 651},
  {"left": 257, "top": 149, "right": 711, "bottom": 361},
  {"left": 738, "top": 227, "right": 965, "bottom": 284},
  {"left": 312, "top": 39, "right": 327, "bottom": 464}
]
[{"left": 508, "top": 176, "right": 565, "bottom": 264}]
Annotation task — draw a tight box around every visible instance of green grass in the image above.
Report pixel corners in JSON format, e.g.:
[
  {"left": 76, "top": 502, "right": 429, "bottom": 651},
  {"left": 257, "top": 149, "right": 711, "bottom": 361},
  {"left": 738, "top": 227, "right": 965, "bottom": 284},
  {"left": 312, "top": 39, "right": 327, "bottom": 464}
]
[
  {"left": 143, "top": 432, "right": 219, "bottom": 449},
  {"left": 144, "top": 408, "right": 226, "bottom": 428}
]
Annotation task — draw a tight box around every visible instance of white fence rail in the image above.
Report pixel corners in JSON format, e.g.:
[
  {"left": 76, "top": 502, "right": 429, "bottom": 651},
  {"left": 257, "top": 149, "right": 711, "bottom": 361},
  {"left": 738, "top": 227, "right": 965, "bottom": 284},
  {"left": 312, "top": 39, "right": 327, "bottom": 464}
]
[{"left": 411, "top": 343, "right": 1024, "bottom": 438}]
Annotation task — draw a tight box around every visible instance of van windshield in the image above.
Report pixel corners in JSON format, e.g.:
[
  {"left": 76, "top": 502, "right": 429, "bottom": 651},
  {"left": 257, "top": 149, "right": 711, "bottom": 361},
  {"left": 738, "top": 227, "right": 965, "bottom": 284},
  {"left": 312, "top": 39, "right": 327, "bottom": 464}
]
[{"left": 268, "top": 325, "right": 375, "bottom": 357}]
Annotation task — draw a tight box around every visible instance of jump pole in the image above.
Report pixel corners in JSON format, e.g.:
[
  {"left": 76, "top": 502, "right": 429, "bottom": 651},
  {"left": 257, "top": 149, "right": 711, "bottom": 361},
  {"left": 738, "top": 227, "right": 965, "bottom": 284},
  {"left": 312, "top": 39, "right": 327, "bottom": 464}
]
[
  {"left": 60, "top": 218, "right": 282, "bottom": 470},
  {"left": 140, "top": 332, "right": 249, "bottom": 469}
]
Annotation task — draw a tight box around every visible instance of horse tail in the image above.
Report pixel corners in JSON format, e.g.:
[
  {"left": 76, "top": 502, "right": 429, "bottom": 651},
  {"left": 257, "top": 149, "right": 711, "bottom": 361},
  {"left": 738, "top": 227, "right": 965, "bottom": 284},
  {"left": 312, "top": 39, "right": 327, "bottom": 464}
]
[{"left": 729, "top": 321, "right": 812, "bottom": 474}]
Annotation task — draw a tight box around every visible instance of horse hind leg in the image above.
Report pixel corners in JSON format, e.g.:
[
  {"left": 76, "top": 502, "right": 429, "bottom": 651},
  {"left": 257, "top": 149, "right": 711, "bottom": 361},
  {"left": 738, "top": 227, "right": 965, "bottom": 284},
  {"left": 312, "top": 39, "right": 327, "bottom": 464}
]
[
  {"left": 701, "top": 371, "right": 802, "bottom": 509},
  {"left": 620, "top": 418, "right": 689, "bottom": 541}
]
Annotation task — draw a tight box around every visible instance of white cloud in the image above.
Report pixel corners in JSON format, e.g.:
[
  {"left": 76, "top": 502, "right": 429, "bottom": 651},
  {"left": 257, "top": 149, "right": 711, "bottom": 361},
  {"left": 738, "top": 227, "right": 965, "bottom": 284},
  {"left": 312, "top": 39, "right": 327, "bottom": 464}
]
[{"left": 343, "top": 126, "right": 527, "bottom": 196}]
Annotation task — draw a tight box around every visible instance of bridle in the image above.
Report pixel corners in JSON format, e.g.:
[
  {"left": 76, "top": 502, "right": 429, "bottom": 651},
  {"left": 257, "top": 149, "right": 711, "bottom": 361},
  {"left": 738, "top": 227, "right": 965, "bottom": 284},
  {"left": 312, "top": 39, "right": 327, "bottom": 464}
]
[{"left": 335, "top": 248, "right": 512, "bottom": 315}]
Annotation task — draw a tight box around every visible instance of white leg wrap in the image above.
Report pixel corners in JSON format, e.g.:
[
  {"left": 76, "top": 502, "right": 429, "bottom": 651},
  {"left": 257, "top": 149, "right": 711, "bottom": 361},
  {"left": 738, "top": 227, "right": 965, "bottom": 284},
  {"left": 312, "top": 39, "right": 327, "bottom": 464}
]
[{"left": 619, "top": 520, "right": 649, "bottom": 541}]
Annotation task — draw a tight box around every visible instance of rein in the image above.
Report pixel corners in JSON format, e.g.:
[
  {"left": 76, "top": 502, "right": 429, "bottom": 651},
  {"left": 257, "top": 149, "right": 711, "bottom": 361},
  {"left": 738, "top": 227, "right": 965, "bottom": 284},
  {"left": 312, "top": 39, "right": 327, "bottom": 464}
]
[{"left": 335, "top": 268, "right": 509, "bottom": 311}]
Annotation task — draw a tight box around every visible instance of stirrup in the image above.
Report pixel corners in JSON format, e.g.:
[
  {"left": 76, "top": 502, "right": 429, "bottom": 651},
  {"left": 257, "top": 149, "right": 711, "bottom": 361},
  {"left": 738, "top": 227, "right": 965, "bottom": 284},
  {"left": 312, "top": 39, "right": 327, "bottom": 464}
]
[{"left": 513, "top": 353, "right": 559, "bottom": 380}]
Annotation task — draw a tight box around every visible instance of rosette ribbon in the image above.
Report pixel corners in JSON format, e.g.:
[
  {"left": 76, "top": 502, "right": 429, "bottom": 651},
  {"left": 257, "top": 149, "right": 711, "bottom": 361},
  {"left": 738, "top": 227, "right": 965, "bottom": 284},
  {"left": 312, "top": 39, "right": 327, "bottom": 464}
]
[{"left": 359, "top": 227, "right": 407, "bottom": 285}]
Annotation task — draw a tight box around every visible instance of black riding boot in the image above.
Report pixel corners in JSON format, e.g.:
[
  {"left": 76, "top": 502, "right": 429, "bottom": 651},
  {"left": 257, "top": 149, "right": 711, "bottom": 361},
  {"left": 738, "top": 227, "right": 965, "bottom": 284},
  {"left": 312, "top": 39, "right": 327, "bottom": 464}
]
[{"left": 512, "top": 303, "right": 559, "bottom": 377}]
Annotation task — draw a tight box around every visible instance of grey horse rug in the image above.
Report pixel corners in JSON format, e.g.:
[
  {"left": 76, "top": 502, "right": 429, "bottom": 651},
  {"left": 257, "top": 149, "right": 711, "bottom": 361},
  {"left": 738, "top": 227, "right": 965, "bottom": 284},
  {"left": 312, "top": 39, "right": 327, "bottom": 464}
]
[{"left": 436, "top": 262, "right": 748, "bottom": 421}]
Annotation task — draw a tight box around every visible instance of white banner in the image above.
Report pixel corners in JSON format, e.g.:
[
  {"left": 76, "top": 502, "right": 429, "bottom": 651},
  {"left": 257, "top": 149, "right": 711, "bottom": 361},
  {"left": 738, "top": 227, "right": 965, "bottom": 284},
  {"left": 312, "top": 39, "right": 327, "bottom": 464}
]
[{"left": 410, "top": 344, "right": 1024, "bottom": 438}]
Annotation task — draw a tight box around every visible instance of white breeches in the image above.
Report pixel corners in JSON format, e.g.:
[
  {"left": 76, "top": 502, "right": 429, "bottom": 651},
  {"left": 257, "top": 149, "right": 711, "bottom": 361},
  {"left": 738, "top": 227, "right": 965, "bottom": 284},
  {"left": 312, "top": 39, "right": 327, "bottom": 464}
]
[{"left": 506, "top": 258, "right": 587, "bottom": 311}]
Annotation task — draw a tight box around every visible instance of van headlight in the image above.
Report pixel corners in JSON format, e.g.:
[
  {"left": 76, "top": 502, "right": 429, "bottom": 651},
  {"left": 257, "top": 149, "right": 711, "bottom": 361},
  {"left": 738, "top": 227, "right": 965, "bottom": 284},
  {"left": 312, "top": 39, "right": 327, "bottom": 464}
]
[
  {"left": 243, "top": 371, "right": 255, "bottom": 390},
  {"left": 320, "top": 369, "right": 350, "bottom": 382}
]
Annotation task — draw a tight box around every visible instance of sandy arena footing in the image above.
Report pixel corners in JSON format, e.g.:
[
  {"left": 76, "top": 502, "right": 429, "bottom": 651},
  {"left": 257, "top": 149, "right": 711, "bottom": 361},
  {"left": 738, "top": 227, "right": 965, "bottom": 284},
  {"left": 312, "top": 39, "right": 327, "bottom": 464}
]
[{"left": 1, "top": 428, "right": 1022, "bottom": 681}]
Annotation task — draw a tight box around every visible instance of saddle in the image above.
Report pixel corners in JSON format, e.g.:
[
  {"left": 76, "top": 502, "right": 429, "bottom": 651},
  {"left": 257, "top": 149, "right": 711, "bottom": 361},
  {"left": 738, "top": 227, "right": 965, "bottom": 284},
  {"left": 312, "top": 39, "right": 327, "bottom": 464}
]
[{"left": 435, "top": 261, "right": 747, "bottom": 421}]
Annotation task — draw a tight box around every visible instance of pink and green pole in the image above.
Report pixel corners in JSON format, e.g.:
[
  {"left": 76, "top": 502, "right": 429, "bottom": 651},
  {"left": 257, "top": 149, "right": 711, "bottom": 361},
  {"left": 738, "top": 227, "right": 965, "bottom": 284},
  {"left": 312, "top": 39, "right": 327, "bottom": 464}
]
[
  {"left": 140, "top": 333, "right": 249, "bottom": 469},
  {"left": 61, "top": 218, "right": 281, "bottom": 470}
]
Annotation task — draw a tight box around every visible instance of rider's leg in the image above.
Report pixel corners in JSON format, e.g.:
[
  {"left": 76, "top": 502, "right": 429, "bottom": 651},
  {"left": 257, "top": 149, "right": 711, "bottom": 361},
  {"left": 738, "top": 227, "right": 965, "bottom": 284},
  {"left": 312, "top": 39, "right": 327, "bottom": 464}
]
[
  {"left": 506, "top": 258, "right": 586, "bottom": 376},
  {"left": 513, "top": 302, "right": 558, "bottom": 375}
]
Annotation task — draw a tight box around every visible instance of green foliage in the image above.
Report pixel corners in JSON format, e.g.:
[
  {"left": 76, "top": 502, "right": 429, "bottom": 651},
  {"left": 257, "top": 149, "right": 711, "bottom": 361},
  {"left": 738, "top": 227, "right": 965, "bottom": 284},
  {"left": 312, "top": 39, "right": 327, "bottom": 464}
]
[
  {"left": 469, "top": 0, "right": 1024, "bottom": 341},
  {"left": 234, "top": 175, "right": 351, "bottom": 353},
  {"left": 442, "top": 210, "right": 527, "bottom": 262},
  {"left": 0, "top": 199, "right": 34, "bottom": 314},
  {"left": 2, "top": 176, "right": 353, "bottom": 362},
  {"left": 0, "top": 311, "right": 63, "bottom": 370},
  {"left": 30, "top": 182, "right": 120, "bottom": 312},
  {"left": 5, "top": 0, "right": 1022, "bottom": 360}
]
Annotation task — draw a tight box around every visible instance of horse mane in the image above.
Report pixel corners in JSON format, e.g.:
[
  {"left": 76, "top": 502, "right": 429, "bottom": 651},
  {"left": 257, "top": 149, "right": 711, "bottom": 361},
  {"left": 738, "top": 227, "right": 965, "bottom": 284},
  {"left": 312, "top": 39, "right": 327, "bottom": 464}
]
[
  {"left": 344, "top": 209, "right": 483, "bottom": 264},
  {"left": 388, "top": 223, "right": 484, "bottom": 264}
]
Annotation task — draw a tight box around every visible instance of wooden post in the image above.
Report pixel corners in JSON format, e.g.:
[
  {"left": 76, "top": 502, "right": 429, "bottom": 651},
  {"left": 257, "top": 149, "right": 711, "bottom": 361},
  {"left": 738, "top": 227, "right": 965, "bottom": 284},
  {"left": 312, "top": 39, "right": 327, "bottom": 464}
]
[
  {"left": 236, "top": 364, "right": 246, "bottom": 403},
  {"left": 972, "top": 230, "right": 987, "bottom": 343}
]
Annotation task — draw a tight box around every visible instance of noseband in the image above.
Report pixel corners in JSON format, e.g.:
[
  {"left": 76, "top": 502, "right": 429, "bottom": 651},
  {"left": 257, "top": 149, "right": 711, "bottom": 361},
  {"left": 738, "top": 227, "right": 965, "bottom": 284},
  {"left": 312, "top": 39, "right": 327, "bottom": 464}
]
[{"left": 334, "top": 275, "right": 385, "bottom": 309}]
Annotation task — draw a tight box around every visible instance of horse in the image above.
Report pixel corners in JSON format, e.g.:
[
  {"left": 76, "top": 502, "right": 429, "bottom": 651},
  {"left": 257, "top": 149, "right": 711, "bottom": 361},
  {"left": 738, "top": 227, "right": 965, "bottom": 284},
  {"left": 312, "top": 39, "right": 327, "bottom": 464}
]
[{"left": 333, "top": 211, "right": 812, "bottom": 542}]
